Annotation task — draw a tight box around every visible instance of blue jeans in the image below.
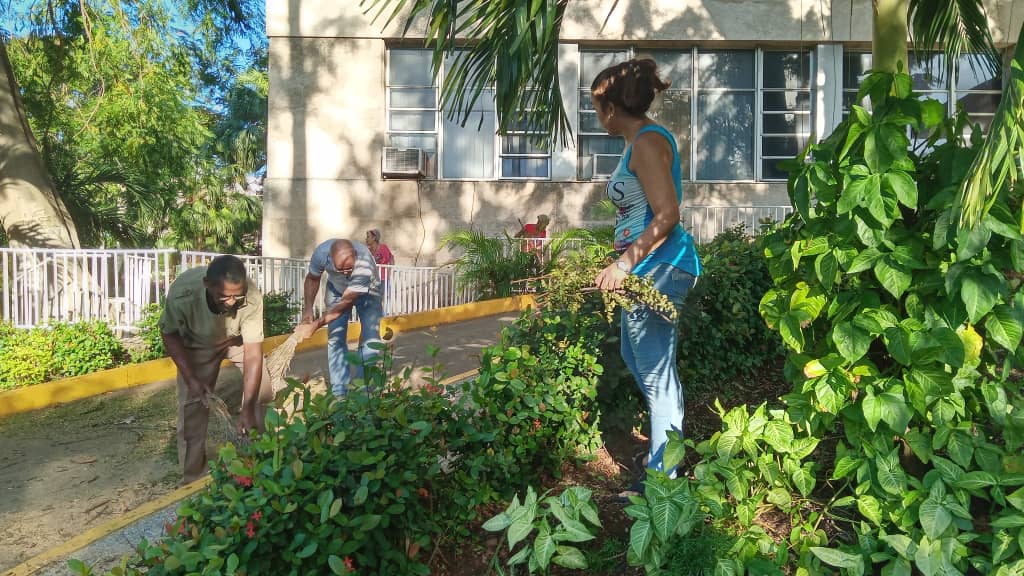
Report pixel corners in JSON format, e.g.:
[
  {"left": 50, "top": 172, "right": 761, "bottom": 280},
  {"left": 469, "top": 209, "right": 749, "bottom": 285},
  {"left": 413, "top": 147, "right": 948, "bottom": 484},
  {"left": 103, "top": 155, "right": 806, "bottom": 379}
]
[
  {"left": 620, "top": 263, "right": 697, "bottom": 477},
  {"left": 326, "top": 286, "right": 383, "bottom": 397}
]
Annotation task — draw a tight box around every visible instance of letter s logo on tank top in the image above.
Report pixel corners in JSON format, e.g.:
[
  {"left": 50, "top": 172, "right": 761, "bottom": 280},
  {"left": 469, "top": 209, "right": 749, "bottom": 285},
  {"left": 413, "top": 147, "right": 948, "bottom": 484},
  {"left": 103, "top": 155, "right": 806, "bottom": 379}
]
[{"left": 609, "top": 180, "right": 626, "bottom": 202}]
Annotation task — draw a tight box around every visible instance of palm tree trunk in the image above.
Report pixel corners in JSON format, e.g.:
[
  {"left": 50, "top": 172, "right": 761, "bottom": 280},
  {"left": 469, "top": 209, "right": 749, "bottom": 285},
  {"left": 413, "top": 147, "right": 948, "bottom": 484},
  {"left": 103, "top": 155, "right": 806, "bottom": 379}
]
[
  {"left": 873, "top": 0, "right": 910, "bottom": 74},
  {"left": 0, "top": 38, "right": 80, "bottom": 248}
]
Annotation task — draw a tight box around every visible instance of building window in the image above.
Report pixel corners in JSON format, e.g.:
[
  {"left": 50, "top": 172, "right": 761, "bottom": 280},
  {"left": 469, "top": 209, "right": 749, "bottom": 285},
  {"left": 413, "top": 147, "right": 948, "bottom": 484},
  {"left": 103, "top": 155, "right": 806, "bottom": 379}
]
[
  {"left": 579, "top": 50, "right": 628, "bottom": 179},
  {"left": 647, "top": 50, "right": 692, "bottom": 182},
  {"left": 387, "top": 49, "right": 438, "bottom": 177},
  {"left": 842, "top": 51, "right": 1002, "bottom": 137},
  {"left": 761, "top": 51, "right": 813, "bottom": 180},
  {"left": 386, "top": 48, "right": 548, "bottom": 181},
  {"left": 500, "top": 94, "right": 552, "bottom": 179},
  {"left": 696, "top": 50, "right": 756, "bottom": 180},
  {"left": 578, "top": 47, "right": 810, "bottom": 182}
]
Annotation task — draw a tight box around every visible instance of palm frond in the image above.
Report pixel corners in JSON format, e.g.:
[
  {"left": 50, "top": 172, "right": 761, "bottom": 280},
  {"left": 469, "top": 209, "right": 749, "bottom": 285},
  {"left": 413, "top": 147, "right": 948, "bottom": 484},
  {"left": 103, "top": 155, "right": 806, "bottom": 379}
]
[
  {"left": 361, "top": 0, "right": 572, "bottom": 147},
  {"left": 955, "top": 25, "right": 1024, "bottom": 230},
  {"left": 908, "top": 0, "right": 1001, "bottom": 76}
]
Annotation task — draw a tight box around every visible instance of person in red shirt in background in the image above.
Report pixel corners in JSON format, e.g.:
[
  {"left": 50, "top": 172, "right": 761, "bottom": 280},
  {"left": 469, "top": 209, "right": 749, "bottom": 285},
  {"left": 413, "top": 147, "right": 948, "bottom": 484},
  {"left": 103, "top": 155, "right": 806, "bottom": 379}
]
[
  {"left": 514, "top": 214, "right": 550, "bottom": 252},
  {"left": 366, "top": 229, "right": 394, "bottom": 313}
]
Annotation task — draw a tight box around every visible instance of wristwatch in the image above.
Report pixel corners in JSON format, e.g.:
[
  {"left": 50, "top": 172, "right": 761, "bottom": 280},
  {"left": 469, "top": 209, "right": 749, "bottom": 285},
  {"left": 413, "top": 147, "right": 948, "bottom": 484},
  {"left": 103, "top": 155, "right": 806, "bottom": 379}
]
[{"left": 615, "top": 260, "right": 630, "bottom": 273}]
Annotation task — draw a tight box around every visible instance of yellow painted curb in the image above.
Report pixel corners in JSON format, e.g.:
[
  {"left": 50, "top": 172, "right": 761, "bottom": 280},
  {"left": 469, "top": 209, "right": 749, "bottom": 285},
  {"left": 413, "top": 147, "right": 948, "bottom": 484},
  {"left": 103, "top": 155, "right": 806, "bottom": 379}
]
[
  {"left": 2, "top": 477, "right": 213, "bottom": 576},
  {"left": 0, "top": 296, "right": 534, "bottom": 418}
]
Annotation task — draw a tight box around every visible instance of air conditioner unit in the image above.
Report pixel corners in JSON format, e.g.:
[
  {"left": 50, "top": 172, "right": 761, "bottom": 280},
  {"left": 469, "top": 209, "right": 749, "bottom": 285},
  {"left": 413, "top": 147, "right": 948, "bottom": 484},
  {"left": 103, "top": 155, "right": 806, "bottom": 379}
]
[
  {"left": 382, "top": 147, "right": 426, "bottom": 179},
  {"left": 591, "top": 153, "right": 621, "bottom": 180}
]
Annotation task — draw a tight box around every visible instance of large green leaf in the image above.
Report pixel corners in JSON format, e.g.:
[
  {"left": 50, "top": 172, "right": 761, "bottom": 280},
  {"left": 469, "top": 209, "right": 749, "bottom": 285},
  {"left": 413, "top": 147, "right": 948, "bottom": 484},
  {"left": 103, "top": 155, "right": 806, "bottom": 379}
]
[
  {"left": 533, "top": 525, "right": 556, "bottom": 568},
  {"left": 879, "top": 392, "right": 912, "bottom": 434},
  {"left": 833, "top": 321, "right": 872, "bottom": 363},
  {"left": 779, "top": 312, "right": 806, "bottom": 352},
  {"left": 960, "top": 271, "right": 1004, "bottom": 323},
  {"left": 876, "top": 450, "right": 908, "bottom": 495},
  {"left": 863, "top": 390, "right": 883, "bottom": 432},
  {"left": 815, "top": 251, "right": 839, "bottom": 291},
  {"left": 885, "top": 170, "right": 918, "bottom": 209},
  {"left": 858, "top": 494, "right": 883, "bottom": 525},
  {"left": 985, "top": 304, "right": 1024, "bottom": 351},
  {"left": 629, "top": 518, "right": 653, "bottom": 561},
  {"left": 810, "top": 547, "right": 864, "bottom": 570},
  {"left": 507, "top": 506, "right": 536, "bottom": 549},
  {"left": 763, "top": 420, "right": 795, "bottom": 453},
  {"left": 875, "top": 257, "right": 912, "bottom": 299},
  {"left": 884, "top": 326, "right": 913, "bottom": 365},
  {"left": 552, "top": 546, "right": 588, "bottom": 569},
  {"left": 919, "top": 492, "right": 952, "bottom": 539}
]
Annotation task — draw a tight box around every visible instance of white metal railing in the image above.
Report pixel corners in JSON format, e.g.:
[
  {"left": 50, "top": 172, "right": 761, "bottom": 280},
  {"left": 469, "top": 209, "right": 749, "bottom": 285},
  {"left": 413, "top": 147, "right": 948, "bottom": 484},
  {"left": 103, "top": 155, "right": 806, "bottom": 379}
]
[
  {"left": 0, "top": 206, "right": 792, "bottom": 332},
  {"left": 178, "top": 253, "right": 473, "bottom": 323},
  {"left": 0, "top": 248, "right": 175, "bottom": 331},
  {"left": 683, "top": 205, "right": 793, "bottom": 245}
]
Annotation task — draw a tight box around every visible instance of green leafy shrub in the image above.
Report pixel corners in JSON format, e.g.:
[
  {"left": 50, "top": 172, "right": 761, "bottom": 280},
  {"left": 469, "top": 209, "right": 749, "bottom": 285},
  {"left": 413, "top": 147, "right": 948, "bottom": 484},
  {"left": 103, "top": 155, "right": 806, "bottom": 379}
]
[
  {"left": 50, "top": 321, "right": 127, "bottom": 377},
  {"left": 130, "top": 303, "right": 166, "bottom": 363},
  {"left": 677, "top": 225, "right": 784, "bottom": 394},
  {"left": 0, "top": 326, "right": 52, "bottom": 390},
  {"left": 69, "top": 300, "right": 609, "bottom": 575},
  {"left": 631, "top": 70, "right": 1024, "bottom": 574},
  {"left": 442, "top": 230, "right": 546, "bottom": 298},
  {"left": 263, "top": 290, "right": 299, "bottom": 337},
  {"left": 482, "top": 486, "right": 601, "bottom": 573},
  {"left": 0, "top": 321, "right": 126, "bottom": 389}
]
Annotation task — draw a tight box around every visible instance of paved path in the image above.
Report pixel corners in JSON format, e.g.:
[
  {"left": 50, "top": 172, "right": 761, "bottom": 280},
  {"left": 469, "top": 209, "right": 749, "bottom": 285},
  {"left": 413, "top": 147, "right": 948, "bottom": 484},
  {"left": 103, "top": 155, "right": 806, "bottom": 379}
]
[{"left": 0, "top": 313, "right": 516, "bottom": 575}]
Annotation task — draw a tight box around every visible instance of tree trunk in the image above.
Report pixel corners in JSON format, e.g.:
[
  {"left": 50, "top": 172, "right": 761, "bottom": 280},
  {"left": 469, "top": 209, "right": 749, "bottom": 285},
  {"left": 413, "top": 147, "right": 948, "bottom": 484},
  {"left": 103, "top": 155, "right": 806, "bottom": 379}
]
[
  {"left": 0, "top": 38, "right": 80, "bottom": 248},
  {"left": 872, "top": 0, "right": 910, "bottom": 74}
]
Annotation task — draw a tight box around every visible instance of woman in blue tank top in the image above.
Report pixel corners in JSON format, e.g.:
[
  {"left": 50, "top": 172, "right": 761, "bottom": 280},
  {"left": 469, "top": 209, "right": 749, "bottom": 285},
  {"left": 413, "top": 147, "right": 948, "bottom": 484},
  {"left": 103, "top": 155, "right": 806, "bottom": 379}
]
[{"left": 590, "top": 58, "right": 702, "bottom": 492}]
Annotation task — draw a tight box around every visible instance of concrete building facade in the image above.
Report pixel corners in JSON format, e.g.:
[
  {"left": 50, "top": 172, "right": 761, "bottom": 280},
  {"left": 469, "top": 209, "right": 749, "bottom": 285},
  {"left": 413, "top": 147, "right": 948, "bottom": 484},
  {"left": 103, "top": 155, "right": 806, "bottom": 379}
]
[{"left": 265, "top": 0, "right": 1022, "bottom": 264}]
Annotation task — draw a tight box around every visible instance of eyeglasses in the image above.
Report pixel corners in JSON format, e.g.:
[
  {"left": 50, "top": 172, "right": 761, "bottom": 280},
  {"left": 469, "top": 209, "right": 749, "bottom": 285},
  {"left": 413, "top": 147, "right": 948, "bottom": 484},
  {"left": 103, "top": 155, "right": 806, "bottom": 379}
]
[{"left": 217, "top": 294, "right": 246, "bottom": 305}]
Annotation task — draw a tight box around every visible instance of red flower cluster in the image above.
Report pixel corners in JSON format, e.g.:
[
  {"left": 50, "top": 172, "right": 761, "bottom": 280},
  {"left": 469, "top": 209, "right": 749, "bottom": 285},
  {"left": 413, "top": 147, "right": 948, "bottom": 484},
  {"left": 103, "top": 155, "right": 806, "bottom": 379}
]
[
  {"left": 344, "top": 556, "right": 355, "bottom": 571},
  {"left": 422, "top": 383, "right": 443, "bottom": 395},
  {"left": 532, "top": 419, "right": 541, "bottom": 431},
  {"left": 232, "top": 474, "right": 253, "bottom": 487},
  {"left": 245, "top": 509, "right": 262, "bottom": 538}
]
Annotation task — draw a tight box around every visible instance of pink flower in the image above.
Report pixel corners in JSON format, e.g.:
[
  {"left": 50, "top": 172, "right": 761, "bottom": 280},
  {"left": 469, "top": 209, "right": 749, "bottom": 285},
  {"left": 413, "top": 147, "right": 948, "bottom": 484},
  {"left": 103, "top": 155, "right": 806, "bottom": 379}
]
[{"left": 245, "top": 520, "right": 256, "bottom": 538}]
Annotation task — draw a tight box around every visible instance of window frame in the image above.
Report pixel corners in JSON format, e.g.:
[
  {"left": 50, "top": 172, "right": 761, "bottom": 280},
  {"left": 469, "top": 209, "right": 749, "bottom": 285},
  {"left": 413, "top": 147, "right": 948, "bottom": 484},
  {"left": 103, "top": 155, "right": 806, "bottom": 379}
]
[
  {"left": 577, "top": 46, "right": 815, "bottom": 183},
  {"left": 386, "top": 47, "right": 552, "bottom": 181}
]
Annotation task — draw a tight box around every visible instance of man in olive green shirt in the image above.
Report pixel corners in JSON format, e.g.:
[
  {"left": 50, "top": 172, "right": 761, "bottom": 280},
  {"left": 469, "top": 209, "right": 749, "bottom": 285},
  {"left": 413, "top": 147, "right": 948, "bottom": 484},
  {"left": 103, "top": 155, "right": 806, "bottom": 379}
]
[{"left": 159, "top": 255, "right": 271, "bottom": 483}]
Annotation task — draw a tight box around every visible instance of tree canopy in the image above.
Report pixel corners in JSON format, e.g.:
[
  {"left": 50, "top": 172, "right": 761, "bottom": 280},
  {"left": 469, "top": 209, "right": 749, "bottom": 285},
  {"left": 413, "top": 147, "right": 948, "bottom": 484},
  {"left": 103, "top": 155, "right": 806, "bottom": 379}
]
[{"left": 2, "top": 0, "right": 266, "bottom": 252}]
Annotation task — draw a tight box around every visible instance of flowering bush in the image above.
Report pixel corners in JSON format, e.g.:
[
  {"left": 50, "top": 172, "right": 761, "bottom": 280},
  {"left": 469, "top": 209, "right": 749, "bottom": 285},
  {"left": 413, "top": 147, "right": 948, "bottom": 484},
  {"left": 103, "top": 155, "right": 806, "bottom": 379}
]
[{"left": 70, "top": 301, "right": 608, "bottom": 575}]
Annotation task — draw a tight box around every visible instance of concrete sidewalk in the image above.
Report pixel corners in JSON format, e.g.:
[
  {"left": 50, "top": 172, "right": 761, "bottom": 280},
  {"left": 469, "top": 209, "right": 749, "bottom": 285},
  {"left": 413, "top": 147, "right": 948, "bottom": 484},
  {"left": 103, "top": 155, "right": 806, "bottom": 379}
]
[{"left": 1, "top": 313, "right": 518, "bottom": 576}]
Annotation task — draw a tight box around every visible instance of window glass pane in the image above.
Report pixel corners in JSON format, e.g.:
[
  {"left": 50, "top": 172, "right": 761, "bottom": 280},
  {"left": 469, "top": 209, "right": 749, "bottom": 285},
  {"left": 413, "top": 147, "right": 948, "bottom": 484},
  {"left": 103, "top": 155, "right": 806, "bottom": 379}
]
[
  {"left": 843, "top": 52, "right": 872, "bottom": 88},
  {"left": 964, "top": 114, "right": 995, "bottom": 133},
  {"left": 581, "top": 51, "right": 629, "bottom": 84},
  {"left": 442, "top": 109, "right": 495, "bottom": 178},
  {"left": 646, "top": 50, "right": 692, "bottom": 89},
  {"left": 698, "top": 51, "right": 754, "bottom": 89},
  {"left": 763, "top": 91, "right": 812, "bottom": 112},
  {"left": 579, "top": 111, "right": 606, "bottom": 133},
  {"left": 389, "top": 50, "right": 433, "bottom": 86},
  {"left": 957, "top": 92, "right": 1000, "bottom": 115},
  {"left": 649, "top": 90, "right": 690, "bottom": 180},
  {"left": 578, "top": 135, "right": 624, "bottom": 179},
  {"left": 909, "top": 53, "right": 947, "bottom": 90},
  {"left": 763, "top": 52, "right": 811, "bottom": 89},
  {"left": 388, "top": 134, "right": 436, "bottom": 153},
  {"left": 762, "top": 159, "right": 793, "bottom": 180},
  {"left": 697, "top": 92, "right": 753, "bottom": 180},
  {"left": 502, "top": 135, "right": 548, "bottom": 154},
  {"left": 390, "top": 111, "right": 435, "bottom": 131},
  {"left": 762, "top": 135, "right": 804, "bottom": 157},
  {"left": 501, "top": 158, "right": 549, "bottom": 178},
  {"left": 390, "top": 88, "right": 435, "bottom": 108},
  {"left": 842, "top": 91, "right": 867, "bottom": 111},
  {"left": 957, "top": 55, "right": 1002, "bottom": 90},
  {"left": 763, "top": 112, "right": 811, "bottom": 135}
]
